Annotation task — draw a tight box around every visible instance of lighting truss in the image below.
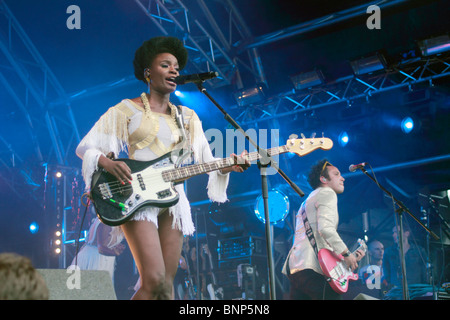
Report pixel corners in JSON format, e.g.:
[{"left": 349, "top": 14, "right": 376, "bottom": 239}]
[
  {"left": 133, "top": 0, "right": 267, "bottom": 89},
  {"left": 0, "top": 2, "right": 81, "bottom": 167},
  {"left": 233, "top": 54, "right": 450, "bottom": 127}
]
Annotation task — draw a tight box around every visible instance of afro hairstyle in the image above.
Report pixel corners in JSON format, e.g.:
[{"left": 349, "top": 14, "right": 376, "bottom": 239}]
[{"left": 133, "top": 36, "right": 188, "bottom": 83}]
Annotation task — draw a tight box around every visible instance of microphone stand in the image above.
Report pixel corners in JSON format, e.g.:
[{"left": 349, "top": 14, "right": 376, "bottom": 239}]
[
  {"left": 420, "top": 194, "right": 450, "bottom": 300},
  {"left": 193, "top": 81, "right": 305, "bottom": 300},
  {"left": 356, "top": 167, "right": 439, "bottom": 300}
]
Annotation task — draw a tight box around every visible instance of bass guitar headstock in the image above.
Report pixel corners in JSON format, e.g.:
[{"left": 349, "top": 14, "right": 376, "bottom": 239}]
[{"left": 285, "top": 133, "right": 333, "bottom": 157}]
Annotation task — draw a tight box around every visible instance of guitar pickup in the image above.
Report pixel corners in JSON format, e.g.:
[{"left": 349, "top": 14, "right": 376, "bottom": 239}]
[
  {"left": 157, "top": 189, "right": 172, "bottom": 199},
  {"left": 137, "top": 173, "right": 146, "bottom": 191}
]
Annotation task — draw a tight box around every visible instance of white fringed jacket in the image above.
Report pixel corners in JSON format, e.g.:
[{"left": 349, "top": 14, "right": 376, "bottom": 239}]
[{"left": 76, "top": 97, "right": 229, "bottom": 235}]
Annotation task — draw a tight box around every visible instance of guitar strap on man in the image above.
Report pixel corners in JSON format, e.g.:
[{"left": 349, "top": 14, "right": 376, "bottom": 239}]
[
  {"left": 300, "top": 202, "right": 336, "bottom": 285},
  {"left": 299, "top": 202, "right": 319, "bottom": 256}
]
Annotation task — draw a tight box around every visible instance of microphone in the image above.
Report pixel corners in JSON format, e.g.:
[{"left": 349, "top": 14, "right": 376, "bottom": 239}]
[
  {"left": 349, "top": 162, "right": 368, "bottom": 172},
  {"left": 174, "top": 71, "right": 219, "bottom": 85}
]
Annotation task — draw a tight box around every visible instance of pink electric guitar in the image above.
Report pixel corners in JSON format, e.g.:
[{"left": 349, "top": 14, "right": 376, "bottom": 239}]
[{"left": 318, "top": 239, "right": 367, "bottom": 294}]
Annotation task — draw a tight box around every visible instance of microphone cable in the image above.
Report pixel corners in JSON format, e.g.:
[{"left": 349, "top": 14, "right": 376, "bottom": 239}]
[{"left": 74, "top": 193, "right": 90, "bottom": 268}]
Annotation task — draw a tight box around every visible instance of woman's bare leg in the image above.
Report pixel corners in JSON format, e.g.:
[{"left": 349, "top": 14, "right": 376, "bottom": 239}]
[
  {"left": 121, "top": 211, "right": 183, "bottom": 300},
  {"left": 158, "top": 210, "right": 184, "bottom": 298},
  {"left": 122, "top": 219, "right": 164, "bottom": 299}
]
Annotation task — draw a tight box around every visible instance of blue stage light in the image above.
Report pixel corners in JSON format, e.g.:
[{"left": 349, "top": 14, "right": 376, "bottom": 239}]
[
  {"left": 174, "top": 90, "right": 184, "bottom": 98},
  {"left": 401, "top": 117, "right": 414, "bottom": 133},
  {"left": 29, "top": 222, "right": 39, "bottom": 234},
  {"left": 339, "top": 131, "right": 349, "bottom": 147}
]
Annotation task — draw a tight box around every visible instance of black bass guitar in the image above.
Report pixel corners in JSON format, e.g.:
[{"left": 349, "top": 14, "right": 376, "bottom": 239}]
[{"left": 90, "top": 135, "right": 333, "bottom": 226}]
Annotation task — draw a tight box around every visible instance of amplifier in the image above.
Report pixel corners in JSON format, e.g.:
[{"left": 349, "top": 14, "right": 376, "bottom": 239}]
[{"left": 218, "top": 236, "right": 266, "bottom": 261}]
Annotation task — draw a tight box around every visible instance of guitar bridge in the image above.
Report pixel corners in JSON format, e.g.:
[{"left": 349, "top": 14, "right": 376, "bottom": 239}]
[{"left": 99, "top": 183, "right": 113, "bottom": 199}]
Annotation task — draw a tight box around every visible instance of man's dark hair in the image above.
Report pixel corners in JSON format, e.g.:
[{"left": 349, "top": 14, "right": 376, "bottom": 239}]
[{"left": 307, "top": 159, "right": 332, "bottom": 190}]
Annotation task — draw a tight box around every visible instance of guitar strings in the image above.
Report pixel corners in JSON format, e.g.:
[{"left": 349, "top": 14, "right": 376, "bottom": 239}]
[
  {"left": 101, "top": 145, "right": 289, "bottom": 196},
  {"left": 103, "top": 158, "right": 234, "bottom": 195},
  {"left": 99, "top": 141, "right": 320, "bottom": 194}
]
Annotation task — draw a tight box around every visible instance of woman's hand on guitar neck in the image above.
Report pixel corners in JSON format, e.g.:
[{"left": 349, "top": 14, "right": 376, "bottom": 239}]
[{"left": 220, "top": 150, "right": 251, "bottom": 174}]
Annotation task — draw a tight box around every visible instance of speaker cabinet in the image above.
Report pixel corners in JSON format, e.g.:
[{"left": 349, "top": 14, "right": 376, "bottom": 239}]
[{"left": 37, "top": 269, "right": 116, "bottom": 300}]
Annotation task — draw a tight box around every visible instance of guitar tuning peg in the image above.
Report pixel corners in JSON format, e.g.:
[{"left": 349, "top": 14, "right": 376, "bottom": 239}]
[
  {"left": 320, "top": 132, "right": 325, "bottom": 144},
  {"left": 300, "top": 133, "right": 306, "bottom": 139},
  {"left": 310, "top": 132, "right": 316, "bottom": 139},
  {"left": 289, "top": 134, "right": 298, "bottom": 140}
]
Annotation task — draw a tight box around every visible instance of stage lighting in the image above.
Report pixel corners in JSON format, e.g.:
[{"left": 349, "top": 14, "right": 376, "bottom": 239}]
[
  {"left": 401, "top": 117, "right": 414, "bottom": 133},
  {"left": 418, "top": 35, "right": 450, "bottom": 56},
  {"left": 234, "top": 85, "right": 265, "bottom": 107},
  {"left": 55, "top": 171, "right": 62, "bottom": 178},
  {"left": 29, "top": 222, "right": 39, "bottom": 234},
  {"left": 54, "top": 229, "right": 62, "bottom": 255},
  {"left": 290, "top": 69, "right": 324, "bottom": 90},
  {"left": 174, "top": 90, "right": 184, "bottom": 98},
  {"left": 339, "top": 131, "right": 349, "bottom": 147},
  {"left": 350, "top": 53, "right": 386, "bottom": 75},
  {"left": 254, "top": 189, "right": 289, "bottom": 225}
]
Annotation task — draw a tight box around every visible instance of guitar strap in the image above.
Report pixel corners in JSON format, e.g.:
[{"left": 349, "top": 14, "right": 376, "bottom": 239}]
[
  {"left": 173, "top": 104, "right": 193, "bottom": 163},
  {"left": 299, "top": 202, "right": 319, "bottom": 256},
  {"left": 174, "top": 105, "right": 187, "bottom": 141}
]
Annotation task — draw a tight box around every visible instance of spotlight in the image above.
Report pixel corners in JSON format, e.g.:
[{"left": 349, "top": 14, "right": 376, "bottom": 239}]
[
  {"left": 418, "top": 35, "right": 450, "bottom": 56},
  {"left": 350, "top": 53, "right": 386, "bottom": 75},
  {"left": 54, "top": 229, "right": 62, "bottom": 255},
  {"left": 55, "top": 171, "right": 62, "bottom": 178},
  {"left": 174, "top": 90, "right": 184, "bottom": 98},
  {"left": 234, "top": 85, "right": 265, "bottom": 107},
  {"left": 339, "top": 131, "right": 349, "bottom": 147},
  {"left": 29, "top": 222, "right": 39, "bottom": 234},
  {"left": 401, "top": 117, "right": 414, "bottom": 133},
  {"left": 290, "top": 69, "right": 324, "bottom": 90}
]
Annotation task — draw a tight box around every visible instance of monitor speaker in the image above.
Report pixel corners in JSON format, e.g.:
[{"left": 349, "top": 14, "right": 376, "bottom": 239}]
[{"left": 353, "top": 293, "right": 379, "bottom": 300}]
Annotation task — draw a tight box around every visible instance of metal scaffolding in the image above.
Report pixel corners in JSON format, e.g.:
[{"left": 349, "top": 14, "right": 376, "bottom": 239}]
[
  {"left": 0, "top": 2, "right": 81, "bottom": 168},
  {"left": 133, "top": 0, "right": 267, "bottom": 89},
  {"left": 232, "top": 54, "right": 450, "bottom": 127}
]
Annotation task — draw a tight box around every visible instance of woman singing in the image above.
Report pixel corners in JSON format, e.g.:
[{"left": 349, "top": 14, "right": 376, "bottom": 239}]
[{"left": 76, "top": 36, "right": 249, "bottom": 299}]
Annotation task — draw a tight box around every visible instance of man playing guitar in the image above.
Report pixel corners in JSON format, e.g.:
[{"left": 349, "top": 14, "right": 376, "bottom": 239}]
[{"left": 282, "top": 159, "right": 365, "bottom": 300}]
